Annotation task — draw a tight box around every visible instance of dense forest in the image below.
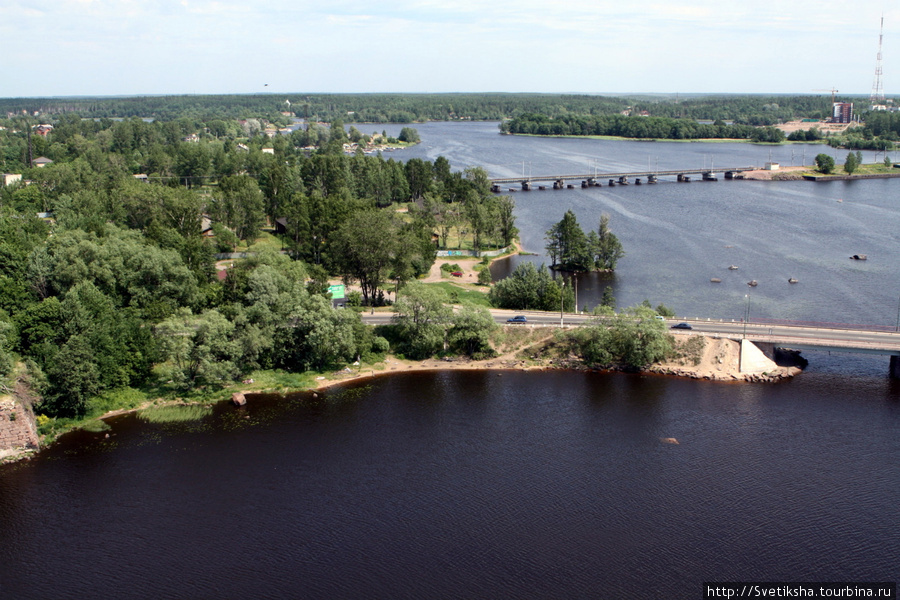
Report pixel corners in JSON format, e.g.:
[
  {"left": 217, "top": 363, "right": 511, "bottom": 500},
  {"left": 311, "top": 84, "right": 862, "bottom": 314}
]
[
  {"left": 0, "top": 111, "right": 519, "bottom": 431},
  {"left": 0, "top": 92, "right": 849, "bottom": 125},
  {"left": 500, "top": 113, "right": 787, "bottom": 142}
]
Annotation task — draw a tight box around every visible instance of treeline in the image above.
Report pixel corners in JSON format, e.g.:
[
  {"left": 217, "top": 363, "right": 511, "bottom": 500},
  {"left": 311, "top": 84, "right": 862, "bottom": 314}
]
[
  {"left": 0, "top": 111, "right": 518, "bottom": 425},
  {"left": 500, "top": 113, "right": 786, "bottom": 142},
  {"left": 1, "top": 93, "right": 841, "bottom": 125},
  {"left": 625, "top": 95, "right": 834, "bottom": 125}
]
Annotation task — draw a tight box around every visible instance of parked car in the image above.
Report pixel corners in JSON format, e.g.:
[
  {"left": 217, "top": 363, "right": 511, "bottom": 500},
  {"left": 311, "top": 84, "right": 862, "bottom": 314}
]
[
  {"left": 507, "top": 315, "right": 528, "bottom": 324},
  {"left": 450, "top": 271, "right": 463, "bottom": 277},
  {"left": 670, "top": 322, "right": 692, "bottom": 330}
]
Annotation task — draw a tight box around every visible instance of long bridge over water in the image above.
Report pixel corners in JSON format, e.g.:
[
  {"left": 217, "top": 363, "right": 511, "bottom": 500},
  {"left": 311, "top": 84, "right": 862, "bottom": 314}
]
[{"left": 490, "top": 166, "right": 758, "bottom": 192}]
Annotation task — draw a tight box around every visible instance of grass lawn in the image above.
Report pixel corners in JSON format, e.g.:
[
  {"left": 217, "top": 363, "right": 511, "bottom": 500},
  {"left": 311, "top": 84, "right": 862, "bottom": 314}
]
[
  {"left": 237, "top": 230, "right": 285, "bottom": 253},
  {"left": 425, "top": 281, "right": 492, "bottom": 307}
]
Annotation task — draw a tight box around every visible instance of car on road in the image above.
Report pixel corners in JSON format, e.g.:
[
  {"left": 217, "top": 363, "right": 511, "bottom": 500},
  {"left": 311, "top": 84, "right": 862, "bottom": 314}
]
[
  {"left": 670, "top": 322, "right": 692, "bottom": 330},
  {"left": 507, "top": 315, "right": 528, "bottom": 324}
]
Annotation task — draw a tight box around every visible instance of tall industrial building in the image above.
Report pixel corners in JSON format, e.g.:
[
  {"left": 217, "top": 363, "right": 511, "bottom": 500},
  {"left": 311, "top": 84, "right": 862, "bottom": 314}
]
[{"left": 832, "top": 102, "right": 854, "bottom": 123}]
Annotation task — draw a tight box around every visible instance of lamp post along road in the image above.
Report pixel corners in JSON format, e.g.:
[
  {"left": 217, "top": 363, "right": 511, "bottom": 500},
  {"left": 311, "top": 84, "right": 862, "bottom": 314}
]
[{"left": 560, "top": 280, "right": 565, "bottom": 327}]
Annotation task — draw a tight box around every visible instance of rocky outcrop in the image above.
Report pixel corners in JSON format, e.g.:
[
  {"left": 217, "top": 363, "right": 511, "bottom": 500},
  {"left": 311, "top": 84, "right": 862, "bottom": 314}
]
[{"left": 0, "top": 376, "right": 40, "bottom": 462}]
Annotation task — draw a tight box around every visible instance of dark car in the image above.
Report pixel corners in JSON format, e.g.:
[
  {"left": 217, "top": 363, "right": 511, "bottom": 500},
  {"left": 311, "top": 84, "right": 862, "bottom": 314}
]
[
  {"left": 507, "top": 315, "right": 528, "bottom": 324},
  {"left": 670, "top": 322, "right": 692, "bottom": 330}
]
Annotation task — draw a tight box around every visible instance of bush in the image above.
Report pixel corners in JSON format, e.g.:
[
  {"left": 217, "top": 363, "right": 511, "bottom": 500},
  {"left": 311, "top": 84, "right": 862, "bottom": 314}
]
[{"left": 346, "top": 291, "right": 362, "bottom": 308}]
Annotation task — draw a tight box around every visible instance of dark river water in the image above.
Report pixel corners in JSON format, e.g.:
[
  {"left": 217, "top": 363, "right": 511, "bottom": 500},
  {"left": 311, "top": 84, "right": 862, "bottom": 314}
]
[{"left": 2, "top": 123, "right": 899, "bottom": 599}]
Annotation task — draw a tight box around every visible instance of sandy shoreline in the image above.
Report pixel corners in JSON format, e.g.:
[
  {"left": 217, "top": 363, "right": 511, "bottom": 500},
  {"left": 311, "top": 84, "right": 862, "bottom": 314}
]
[{"left": 307, "top": 333, "right": 801, "bottom": 394}]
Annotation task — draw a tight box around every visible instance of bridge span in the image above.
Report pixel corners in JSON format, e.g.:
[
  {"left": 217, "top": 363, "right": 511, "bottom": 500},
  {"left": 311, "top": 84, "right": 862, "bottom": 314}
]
[{"left": 490, "top": 166, "right": 758, "bottom": 192}]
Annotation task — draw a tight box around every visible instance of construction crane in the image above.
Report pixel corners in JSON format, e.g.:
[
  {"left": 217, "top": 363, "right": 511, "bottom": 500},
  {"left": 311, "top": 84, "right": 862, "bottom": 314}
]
[{"left": 813, "top": 88, "right": 839, "bottom": 104}]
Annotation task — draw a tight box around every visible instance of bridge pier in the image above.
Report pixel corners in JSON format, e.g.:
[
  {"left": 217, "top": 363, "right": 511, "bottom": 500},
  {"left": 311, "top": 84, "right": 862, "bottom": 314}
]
[
  {"left": 553, "top": 179, "right": 565, "bottom": 189},
  {"left": 491, "top": 184, "right": 501, "bottom": 193},
  {"left": 890, "top": 356, "right": 900, "bottom": 379},
  {"left": 648, "top": 174, "right": 657, "bottom": 184},
  {"left": 521, "top": 181, "right": 531, "bottom": 191},
  {"left": 618, "top": 176, "right": 629, "bottom": 185},
  {"left": 677, "top": 173, "right": 685, "bottom": 182}
]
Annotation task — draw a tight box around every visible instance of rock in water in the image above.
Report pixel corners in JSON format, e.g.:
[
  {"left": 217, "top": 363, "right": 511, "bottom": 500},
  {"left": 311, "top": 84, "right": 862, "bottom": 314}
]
[{"left": 231, "top": 392, "right": 247, "bottom": 407}]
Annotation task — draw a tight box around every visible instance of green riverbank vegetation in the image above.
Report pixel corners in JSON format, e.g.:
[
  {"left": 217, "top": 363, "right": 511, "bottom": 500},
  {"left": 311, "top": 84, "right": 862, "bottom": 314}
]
[{"left": 0, "top": 108, "right": 527, "bottom": 441}]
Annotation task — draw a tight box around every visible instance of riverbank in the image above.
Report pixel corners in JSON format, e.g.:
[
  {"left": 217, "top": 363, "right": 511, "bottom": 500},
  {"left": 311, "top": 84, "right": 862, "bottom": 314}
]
[
  {"left": 0, "top": 331, "right": 801, "bottom": 464},
  {"left": 308, "top": 332, "right": 801, "bottom": 394}
]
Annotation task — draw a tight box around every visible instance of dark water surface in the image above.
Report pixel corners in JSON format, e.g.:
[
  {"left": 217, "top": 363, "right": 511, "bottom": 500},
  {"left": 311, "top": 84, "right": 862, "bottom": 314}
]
[
  {"left": 2, "top": 370, "right": 899, "bottom": 599},
  {"left": 2, "top": 124, "right": 899, "bottom": 599}
]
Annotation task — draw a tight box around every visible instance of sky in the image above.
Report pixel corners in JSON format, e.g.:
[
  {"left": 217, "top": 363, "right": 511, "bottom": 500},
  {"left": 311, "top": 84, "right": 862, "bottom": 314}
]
[{"left": 1, "top": 0, "right": 897, "bottom": 97}]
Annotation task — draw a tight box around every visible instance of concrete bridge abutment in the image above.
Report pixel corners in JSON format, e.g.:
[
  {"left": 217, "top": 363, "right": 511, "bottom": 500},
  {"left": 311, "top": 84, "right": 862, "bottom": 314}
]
[{"left": 890, "top": 356, "right": 900, "bottom": 379}]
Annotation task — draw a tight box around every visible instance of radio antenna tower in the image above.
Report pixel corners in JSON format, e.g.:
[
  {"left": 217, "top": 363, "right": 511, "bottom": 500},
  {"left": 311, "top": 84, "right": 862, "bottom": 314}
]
[{"left": 871, "top": 14, "right": 886, "bottom": 105}]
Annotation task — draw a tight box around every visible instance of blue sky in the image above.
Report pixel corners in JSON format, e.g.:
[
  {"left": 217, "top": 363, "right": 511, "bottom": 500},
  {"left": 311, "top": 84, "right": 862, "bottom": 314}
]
[{"left": 1, "top": 0, "right": 896, "bottom": 97}]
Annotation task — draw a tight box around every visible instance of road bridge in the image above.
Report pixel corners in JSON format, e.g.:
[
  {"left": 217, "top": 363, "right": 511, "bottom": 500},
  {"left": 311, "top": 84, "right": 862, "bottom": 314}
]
[
  {"left": 362, "top": 309, "right": 900, "bottom": 377},
  {"left": 489, "top": 166, "right": 758, "bottom": 192}
]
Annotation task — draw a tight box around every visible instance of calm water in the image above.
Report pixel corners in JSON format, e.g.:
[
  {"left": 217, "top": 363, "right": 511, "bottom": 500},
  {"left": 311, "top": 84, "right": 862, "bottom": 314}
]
[
  {"left": 397, "top": 121, "right": 900, "bottom": 325},
  {"left": 1, "top": 371, "right": 899, "bottom": 599},
  {"left": 2, "top": 124, "right": 899, "bottom": 599}
]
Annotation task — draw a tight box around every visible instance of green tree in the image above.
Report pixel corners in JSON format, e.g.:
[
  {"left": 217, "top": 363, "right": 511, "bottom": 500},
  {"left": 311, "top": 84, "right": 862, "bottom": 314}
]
[
  {"left": 0, "top": 320, "right": 14, "bottom": 383},
  {"left": 488, "top": 262, "right": 573, "bottom": 312},
  {"left": 174, "top": 142, "right": 210, "bottom": 188},
  {"left": 42, "top": 335, "right": 101, "bottom": 418},
  {"left": 601, "top": 286, "right": 616, "bottom": 309},
  {"left": 331, "top": 210, "right": 397, "bottom": 306},
  {"left": 211, "top": 175, "right": 265, "bottom": 242},
  {"left": 274, "top": 295, "right": 360, "bottom": 371},
  {"left": 496, "top": 196, "right": 518, "bottom": 247},
  {"left": 575, "top": 305, "right": 674, "bottom": 370},
  {"left": 593, "top": 213, "right": 625, "bottom": 271},
  {"left": 155, "top": 308, "right": 241, "bottom": 389},
  {"left": 545, "top": 210, "right": 591, "bottom": 271},
  {"left": 447, "top": 304, "right": 497, "bottom": 358},
  {"left": 392, "top": 283, "right": 451, "bottom": 359},
  {"left": 398, "top": 127, "right": 421, "bottom": 144},
  {"left": 843, "top": 151, "right": 859, "bottom": 175},
  {"left": 815, "top": 153, "right": 835, "bottom": 174}
]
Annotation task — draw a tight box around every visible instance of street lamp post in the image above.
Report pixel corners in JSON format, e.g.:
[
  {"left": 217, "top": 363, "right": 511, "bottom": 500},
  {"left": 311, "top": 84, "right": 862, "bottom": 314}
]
[
  {"left": 560, "top": 279, "right": 565, "bottom": 327},
  {"left": 743, "top": 292, "right": 751, "bottom": 338},
  {"left": 895, "top": 295, "right": 900, "bottom": 332}
]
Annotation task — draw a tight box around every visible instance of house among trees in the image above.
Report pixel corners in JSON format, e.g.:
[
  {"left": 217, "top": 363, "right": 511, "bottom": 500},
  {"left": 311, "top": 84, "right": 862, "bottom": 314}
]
[
  {"left": 1, "top": 173, "right": 22, "bottom": 186},
  {"left": 32, "top": 157, "right": 53, "bottom": 168},
  {"left": 201, "top": 215, "right": 214, "bottom": 237}
]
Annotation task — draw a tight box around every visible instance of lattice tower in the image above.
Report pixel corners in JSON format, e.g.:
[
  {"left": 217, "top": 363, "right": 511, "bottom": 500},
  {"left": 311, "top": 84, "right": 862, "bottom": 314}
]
[{"left": 871, "top": 15, "right": 885, "bottom": 104}]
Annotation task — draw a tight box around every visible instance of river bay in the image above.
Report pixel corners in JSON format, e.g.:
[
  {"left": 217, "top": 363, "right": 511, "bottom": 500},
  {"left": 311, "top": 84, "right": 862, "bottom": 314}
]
[{"left": 1, "top": 123, "right": 898, "bottom": 599}]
